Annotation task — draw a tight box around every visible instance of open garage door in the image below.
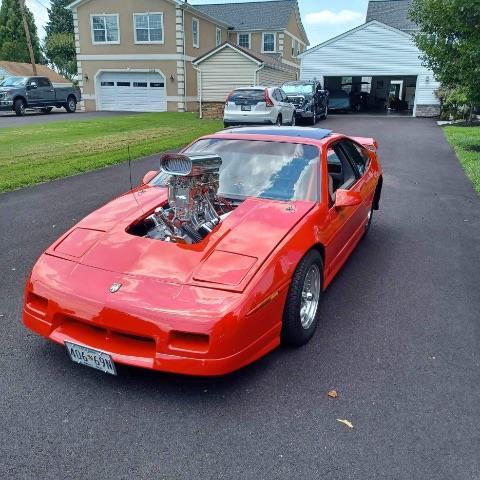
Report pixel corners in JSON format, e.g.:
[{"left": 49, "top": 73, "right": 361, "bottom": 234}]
[{"left": 97, "top": 72, "right": 166, "bottom": 112}]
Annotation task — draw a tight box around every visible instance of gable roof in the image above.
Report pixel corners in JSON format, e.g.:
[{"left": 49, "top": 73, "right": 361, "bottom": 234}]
[
  {"left": 193, "top": 42, "right": 296, "bottom": 72},
  {"left": 298, "top": 20, "right": 412, "bottom": 58},
  {"left": 0, "top": 61, "right": 70, "bottom": 83},
  {"left": 366, "top": 0, "right": 418, "bottom": 32},
  {"left": 195, "top": 0, "right": 296, "bottom": 32}
]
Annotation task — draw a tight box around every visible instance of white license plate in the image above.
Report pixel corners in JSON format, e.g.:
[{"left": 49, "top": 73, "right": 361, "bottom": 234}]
[
  {"left": 65, "top": 341, "right": 117, "bottom": 375},
  {"left": 241, "top": 105, "right": 251, "bottom": 111}
]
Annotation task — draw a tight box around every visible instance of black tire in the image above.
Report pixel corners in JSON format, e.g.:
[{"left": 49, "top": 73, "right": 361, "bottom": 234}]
[
  {"left": 41, "top": 107, "right": 53, "bottom": 114},
  {"left": 282, "top": 249, "right": 323, "bottom": 346},
  {"left": 288, "top": 114, "right": 296, "bottom": 126},
  {"left": 363, "top": 204, "right": 374, "bottom": 237},
  {"left": 14, "top": 98, "right": 26, "bottom": 116},
  {"left": 310, "top": 109, "right": 317, "bottom": 125},
  {"left": 65, "top": 96, "right": 77, "bottom": 113},
  {"left": 223, "top": 122, "right": 230, "bottom": 128},
  {"left": 321, "top": 105, "right": 328, "bottom": 120},
  {"left": 275, "top": 115, "right": 282, "bottom": 126}
]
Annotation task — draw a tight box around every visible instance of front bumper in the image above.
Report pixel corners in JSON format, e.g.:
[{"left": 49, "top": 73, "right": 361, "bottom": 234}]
[
  {"left": 0, "top": 99, "right": 13, "bottom": 110},
  {"left": 294, "top": 108, "right": 314, "bottom": 119},
  {"left": 23, "top": 254, "right": 284, "bottom": 376}
]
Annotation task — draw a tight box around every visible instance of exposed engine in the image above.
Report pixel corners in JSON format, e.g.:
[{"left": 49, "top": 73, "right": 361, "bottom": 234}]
[{"left": 131, "top": 153, "right": 234, "bottom": 244}]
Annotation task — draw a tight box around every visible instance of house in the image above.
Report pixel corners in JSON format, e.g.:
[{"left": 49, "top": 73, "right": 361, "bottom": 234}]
[
  {"left": 67, "top": 0, "right": 308, "bottom": 114},
  {"left": 298, "top": 0, "right": 441, "bottom": 117},
  {"left": 0, "top": 61, "right": 70, "bottom": 84}
]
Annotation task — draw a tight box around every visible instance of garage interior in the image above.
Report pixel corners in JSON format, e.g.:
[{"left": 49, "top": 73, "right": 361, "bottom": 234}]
[{"left": 324, "top": 75, "right": 417, "bottom": 115}]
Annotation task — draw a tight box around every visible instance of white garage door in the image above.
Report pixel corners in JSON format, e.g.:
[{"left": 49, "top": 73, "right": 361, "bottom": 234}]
[{"left": 97, "top": 72, "right": 167, "bottom": 112}]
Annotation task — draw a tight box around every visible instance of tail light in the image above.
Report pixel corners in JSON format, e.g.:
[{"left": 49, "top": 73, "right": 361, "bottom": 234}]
[
  {"left": 264, "top": 89, "right": 274, "bottom": 107},
  {"left": 225, "top": 90, "right": 234, "bottom": 103}
]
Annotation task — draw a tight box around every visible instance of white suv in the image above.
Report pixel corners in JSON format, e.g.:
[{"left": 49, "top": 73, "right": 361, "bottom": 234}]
[{"left": 223, "top": 86, "right": 295, "bottom": 128}]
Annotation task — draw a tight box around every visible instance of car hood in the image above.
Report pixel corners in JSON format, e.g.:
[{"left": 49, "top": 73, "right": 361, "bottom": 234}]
[
  {"left": 47, "top": 187, "right": 313, "bottom": 292},
  {"left": 0, "top": 87, "right": 15, "bottom": 93}
]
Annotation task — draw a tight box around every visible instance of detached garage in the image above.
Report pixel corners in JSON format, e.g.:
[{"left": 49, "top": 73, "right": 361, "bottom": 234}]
[
  {"left": 299, "top": 20, "right": 440, "bottom": 117},
  {"left": 95, "top": 71, "right": 166, "bottom": 112},
  {"left": 193, "top": 42, "right": 297, "bottom": 118}
]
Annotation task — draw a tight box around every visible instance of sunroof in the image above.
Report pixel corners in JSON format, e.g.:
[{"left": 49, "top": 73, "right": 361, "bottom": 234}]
[{"left": 219, "top": 126, "right": 333, "bottom": 140}]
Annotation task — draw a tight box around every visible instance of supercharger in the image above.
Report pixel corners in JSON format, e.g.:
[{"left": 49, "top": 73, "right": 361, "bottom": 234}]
[{"left": 143, "top": 153, "right": 232, "bottom": 243}]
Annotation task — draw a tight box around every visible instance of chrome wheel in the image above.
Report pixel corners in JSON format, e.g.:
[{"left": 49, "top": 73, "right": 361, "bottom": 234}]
[
  {"left": 300, "top": 264, "right": 321, "bottom": 329},
  {"left": 68, "top": 99, "right": 76, "bottom": 112}
]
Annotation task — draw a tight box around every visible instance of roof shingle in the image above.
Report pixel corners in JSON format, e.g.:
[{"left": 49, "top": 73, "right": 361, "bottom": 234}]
[
  {"left": 366, "top": 0, "right": 419, "bottom": 32},
  {"left": 194, "top": 0, "right": 296, "bottom": 31},
  {"left": 0, "top": 61, "right": 70, "bottom": 83}
]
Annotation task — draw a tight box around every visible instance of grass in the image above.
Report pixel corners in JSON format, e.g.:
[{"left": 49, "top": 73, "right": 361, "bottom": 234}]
[
  {"left": 0, "top": 112, "right": 223, "bottom": 192},
  {"left": 443, "top": 124, "right": 480, "bottom": 194}
]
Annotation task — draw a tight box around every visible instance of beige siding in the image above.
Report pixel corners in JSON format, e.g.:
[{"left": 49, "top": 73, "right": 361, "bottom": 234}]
[
  {"left": 258, "top": 66, "right": 296, "bottom": 86},
  {"left": 197, "top": 47, "right": 258, "bottom": 101}
]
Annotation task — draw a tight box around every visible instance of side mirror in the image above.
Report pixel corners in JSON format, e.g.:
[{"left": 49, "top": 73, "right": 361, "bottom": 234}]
[
  {"left": 334, "top": 189, "right": 362, "bottom": 208},
  {"left": 142, "top": 170, "right": 158, "bottom": 185}
]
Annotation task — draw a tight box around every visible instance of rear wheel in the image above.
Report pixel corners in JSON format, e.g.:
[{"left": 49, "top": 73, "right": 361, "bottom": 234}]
[
  {"left": 65, "top": 96, "right": 76, "bottom": 113},
  {"left": 363, "top": 204, "right": 374, "bottom": 237},
  {"left": 41, "top": 107, "right": 53, "bottom": 114},
  {"left": 14, "top": 98, "right": 26, "bottom": 116},
  {"left": 311, "top": 109, "right": 317, "bottom": 125},
  {"left": 275, "top": 115, "right": 282, "bottom": 126},
  {"left": 282, "top": 250, "right": 323, "bottom": 346}
]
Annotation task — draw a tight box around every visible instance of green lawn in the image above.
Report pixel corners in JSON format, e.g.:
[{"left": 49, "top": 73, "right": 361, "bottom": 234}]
[
  {"left": 443, "top": 124, "right": 480, "bottom": 194},
  {"left": 0, "top": 112, "right": 223, "bottom": 193}
]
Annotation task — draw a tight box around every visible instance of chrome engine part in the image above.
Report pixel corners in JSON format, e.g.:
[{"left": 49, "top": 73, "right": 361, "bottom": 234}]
[{"left": 143, "top": 153, "right": 232, "bottom": 243}]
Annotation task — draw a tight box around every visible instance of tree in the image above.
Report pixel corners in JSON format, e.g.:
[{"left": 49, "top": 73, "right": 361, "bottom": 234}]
[
  {"left": 44, "top": 0, "right": 76, "bottom": 79},
  {"left": 410, "top": 0, "right": 480, "bottom": 116},
  {"left": 0, "top": 0, "right": 42, "bottom": 63}
]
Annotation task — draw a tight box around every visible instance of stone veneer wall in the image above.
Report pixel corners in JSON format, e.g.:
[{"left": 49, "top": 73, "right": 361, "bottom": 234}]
[
  {"left": 201, "top": 101, "right": 225, "bottom": 119},
  {"left": 416, "top": 104, "right": 440, "bottom": 117}
]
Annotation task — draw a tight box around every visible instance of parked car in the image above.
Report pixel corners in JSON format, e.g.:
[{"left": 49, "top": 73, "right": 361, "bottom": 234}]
[
  {"left": 223, "top": 86, "right": 295, "bottom": 127},
  {"left": 282, "top": 80, "right": 329, "bottom": 124},
  {"left": 0, "top": 76, "right": 81, "bottom": 116},
  {"left": 23, "top": 126, "right": 383, "bottom": 377},
  {"left": 328, "top": 89, "right": 351, "bottom": 112}
]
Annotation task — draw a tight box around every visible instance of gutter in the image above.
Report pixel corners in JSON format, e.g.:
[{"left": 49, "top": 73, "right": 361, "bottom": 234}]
[{"left": 192, "top": 64, "right": 202, "bottom": 118}]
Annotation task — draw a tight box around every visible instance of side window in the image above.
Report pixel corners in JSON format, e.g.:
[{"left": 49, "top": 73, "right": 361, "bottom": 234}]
[
  {"left": 339, "top": 140, "right": 368, "bottom": 175},
  {"left": 38, "top": 78, "right": 51, "bottom": 87},
  {"left": 326, "top": 144, "right": 357, "bottom": 205},
  {"left": 280, "top": 89, "right": 288, "bottom": 101},
  {"left": 272, "top": 90, "right": 281, "bottom": 102}
]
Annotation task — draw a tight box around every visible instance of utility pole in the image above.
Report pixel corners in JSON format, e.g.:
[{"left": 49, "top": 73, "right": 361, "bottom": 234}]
[{"left": 18, "top": 0, "right": 37, "bottom": 75}]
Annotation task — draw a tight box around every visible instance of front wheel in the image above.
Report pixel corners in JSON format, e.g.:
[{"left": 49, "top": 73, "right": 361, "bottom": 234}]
[
  {"left": 310, "top": 109, "right": 317, "bottom": 125},
  {"left": 275, "top": 115, "right": 282, "bottom": 126},
  {"left": 282, "top": 250, "right": 323, "bottom": 346},
  {"left": 65, "top": 96, "right": 77, "bottom": 113},
  {"left": 14, "top": 98, "right": 26, "bottom": 116},
  {"left": 321, "top": 105, "right": 328, "bottom": 120}
]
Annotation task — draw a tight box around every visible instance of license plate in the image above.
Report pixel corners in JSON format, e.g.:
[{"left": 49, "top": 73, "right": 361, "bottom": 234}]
[
  {"left": 241, "top": 105, "right": 251, "bottom": 111},
  {"left": 65, "top": 341, "right": 117, "bottom": 375}
]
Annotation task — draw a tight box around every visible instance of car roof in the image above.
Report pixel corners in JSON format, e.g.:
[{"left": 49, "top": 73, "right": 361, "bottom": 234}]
[{"left": 218, "top": 126, "right": 333, "bottom": 140}]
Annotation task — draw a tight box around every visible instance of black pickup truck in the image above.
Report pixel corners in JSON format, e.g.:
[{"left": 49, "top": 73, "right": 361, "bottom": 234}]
[
  {"left": 282, "top": 80, "right": 329, "bottom": 124},
  {"left": 0, "top": 76, "right": 81, "bottom": 116}
]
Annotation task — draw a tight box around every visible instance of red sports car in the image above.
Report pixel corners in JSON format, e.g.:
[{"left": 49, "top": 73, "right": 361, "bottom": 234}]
[{"left": 23, "top": 126, "right": 383, "bottom": 376}]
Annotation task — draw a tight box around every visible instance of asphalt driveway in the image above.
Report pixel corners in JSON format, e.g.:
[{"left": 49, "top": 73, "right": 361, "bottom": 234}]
[
  {"left": 0, "top": 109, "right": 133, "bottom": 128},
  {"left": 0, "top": 117, "right": 479, "bottom": 479}
]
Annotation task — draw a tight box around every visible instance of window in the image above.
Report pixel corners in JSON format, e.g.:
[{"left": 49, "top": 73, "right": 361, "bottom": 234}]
[
  {"left": 91, "top": 14, "right": 119, "bottom": 44},
  {"left": 237, "top": 33, "right": 250, "bottom": 49},
  {"left": 339, "top": 140, "right": 369, "bottom": 176},
  {"left": 134, "top": 13, "right": 164, "bottom": 43},
  {"left": 100, "top": 81, "right": 114, "bottom": 87},
  {"left": 150, "top": 82, "right": 165, "bottom": 88},
  {"left": 296, "top": 42, "right": 301, "bottom": 56},
  {"left": 192, "top": 18, "right": 199, "bottom": 48},
  {"left": 327, "top": 144, "right": 357, "bottom": 203},
  {"left": 262, "top": 32, "right": 276, "bottom": 52},
  {"left": 133, "top": 82, "right": 148, "bottom": 87},
  {"left": 291, "top": 38, "right": 295, "bottom": 57},
  {"left": 117, "top": 82, "right": 131, "bottom": 87},
  {"left": 37, "top": 77, "right": 51, "bottom": 87},
  {"left": 216, "top": 27, "right": 222, "bottom": 46}
]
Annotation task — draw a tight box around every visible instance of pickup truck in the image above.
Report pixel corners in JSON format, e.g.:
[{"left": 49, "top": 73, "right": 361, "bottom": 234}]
[
  {"left": 0, "top": 76, "right": 81, "bottom": 116},
  {"left": 282, "top": 80, "right": 329, "bottom": 125}
]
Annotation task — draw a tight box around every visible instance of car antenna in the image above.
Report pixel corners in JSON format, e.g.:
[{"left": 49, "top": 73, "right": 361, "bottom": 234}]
[{"left": 127, "top": 144, "right": 145, "bottom": 214}]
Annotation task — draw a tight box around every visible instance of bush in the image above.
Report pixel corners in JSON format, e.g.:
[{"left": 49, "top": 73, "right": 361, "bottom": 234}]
[{"left": 436, "top": 86, "right": 472, "bottom": 121}]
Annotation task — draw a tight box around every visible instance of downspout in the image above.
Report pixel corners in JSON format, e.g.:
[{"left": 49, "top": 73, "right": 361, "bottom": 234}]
[
  {"left": 192, "top": 64, "right": 202, "bottom": 118},
  {"left": 182, "top": 7, "right": 187, "bottom": 111},
  {"left": 254, "top": 63, "right": 264, "bottom": 86}
]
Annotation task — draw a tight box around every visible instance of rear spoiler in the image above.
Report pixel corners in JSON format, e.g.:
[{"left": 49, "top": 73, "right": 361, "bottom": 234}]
[{"left": 352, "top": 136, "right": 378, "bottom": 152}]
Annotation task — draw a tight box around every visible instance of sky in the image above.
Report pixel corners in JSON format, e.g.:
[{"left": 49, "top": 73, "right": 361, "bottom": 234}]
[{"left": 12, "top": 0, "right": 370, "bottom": 48}]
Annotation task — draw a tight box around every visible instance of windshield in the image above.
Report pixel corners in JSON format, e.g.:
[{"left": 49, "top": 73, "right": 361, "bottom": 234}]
[
  {"left": 283, "top": 84, "right": 314, "bottom": 95},
  {"left": 0, "top": 77, "right": 26, "bottom": 87},
  {"left": 151, "top": 139, "right": 320, "bottom": 202}
]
